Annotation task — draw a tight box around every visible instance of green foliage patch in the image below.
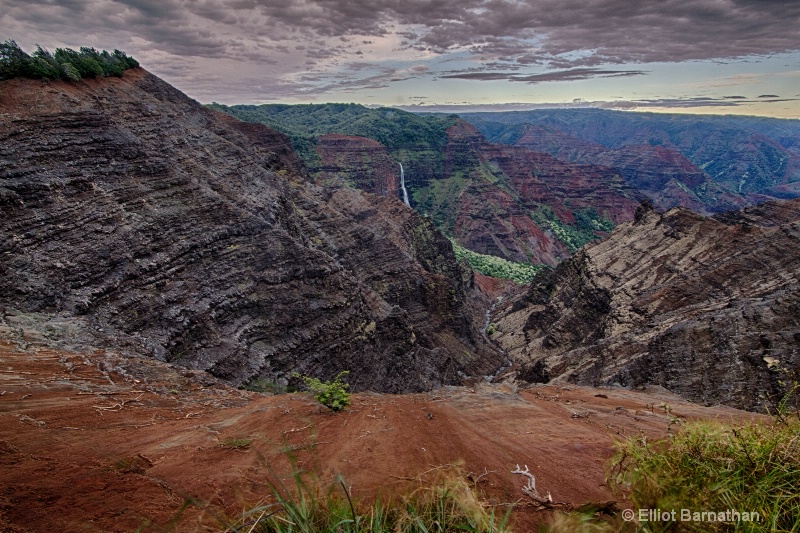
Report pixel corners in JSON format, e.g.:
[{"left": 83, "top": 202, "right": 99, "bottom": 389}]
[
  {"left": 220, "top": 437, "right": 253, "bottom": 450},
  {"left": 207, "top": 102, "right": 457, "bottom": 172},
  {"left": 451, "top": 240, "right": 543, "bottom": 284},
  {"left": 609, "top": 419, "right": 800, "bottom": 531},
  {"left": 0, "top": 40, "right": 138, "bottom": 82},
  {"left": 216, "top": 463, "right": 512, "bottom": 533},
  {"left": 294, "top": 370, "right": 351, "bottom": 412},
  {"left": 531, "top": 206, "right": 615, "bottom": 253}
]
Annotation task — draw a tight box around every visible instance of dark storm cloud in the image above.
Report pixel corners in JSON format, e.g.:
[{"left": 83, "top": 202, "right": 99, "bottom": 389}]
[
  {"left": 441, "top": 68, "right": 647, "bottom": 83},
  {"left": 2, "top": 0, "right": 799, "bottom": 104},
  {"left": 601, "top": 95, "right": 799, "bottom": 110},
  {"left": 1, "top": 0, "right": 234, "bottom": 58},
  {"left": 391, "top": 0, "right": 800, "bottom": 65},
  {"left": 5, "top": 0, "right": 798, "bottom": 66}
]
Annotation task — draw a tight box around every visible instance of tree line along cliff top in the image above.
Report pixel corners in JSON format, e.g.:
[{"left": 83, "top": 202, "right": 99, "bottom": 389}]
[{"left": 0, "top": 40, "right": 138, "bottom": 82}]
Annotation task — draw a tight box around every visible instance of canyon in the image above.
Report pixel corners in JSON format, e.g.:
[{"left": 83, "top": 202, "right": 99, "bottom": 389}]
[
  {"left": 220, "top": 104, "right": 800, "bottom": 272},
  {"left": 2, "top": 62, "right": 799, "bottom": 532},
  {"left": 0, "top": 69, "right": 499, "bottom": 394},
  {"left": 3, "top": 68, "right": 799, "bottom": 408},
  {"left": 492, "top": 199, "right": 800, "bottom": 410}
]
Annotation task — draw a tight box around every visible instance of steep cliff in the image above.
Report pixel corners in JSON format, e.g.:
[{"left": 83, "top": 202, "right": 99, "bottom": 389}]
[
  {"left": 214, "top": 104, "right": 647, "bottom": 267},
  {"left": 0, "top": 69, "right": 500, "bottom": 392},
  {"left": 315, "top": 134, "right": 400, "bottom": 198},
  {"left": 466, "top": 109, "right": 800, "bottom": 199},
  {"left": 492, "top": 199, "right": 800, "bottom": 410},
  {"left": 510, "top": 124, "right": 747, "bottom": 214},
  {"left": 418, "top": 121, "right": 642, "bottom": 265}
]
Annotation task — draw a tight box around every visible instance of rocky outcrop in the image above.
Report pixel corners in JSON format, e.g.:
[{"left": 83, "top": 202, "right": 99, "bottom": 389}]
[
  {"left": 430, "top": 121, "right": 643, "bottom": 265},
  {"left": 493, "top": 199, "right": 800, "bottom": 410},
  {"left": 315, "top": 134, "right": 400, "bottom": 198},
  {"left": 512, "top": 124, "right": 747, "bottom": 214},
  {"left": 466, "top": 109, "right": 800, "bottom": 200},
  {"left": 0, "top": 69, "right": 500, "bottom": 392}
]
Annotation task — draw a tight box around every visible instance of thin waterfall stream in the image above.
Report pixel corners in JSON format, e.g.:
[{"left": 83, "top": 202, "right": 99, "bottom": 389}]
[{"left": 398, "top": 161, "right": 410, "bottom": 206}]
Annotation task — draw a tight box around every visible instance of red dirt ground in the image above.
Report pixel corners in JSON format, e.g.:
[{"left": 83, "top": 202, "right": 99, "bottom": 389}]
[{"left": 0, "top": 334, "right": 758, "bottom": 532}]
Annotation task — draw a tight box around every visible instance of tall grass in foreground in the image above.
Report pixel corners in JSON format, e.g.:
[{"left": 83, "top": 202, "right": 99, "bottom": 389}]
[
  {"left": 605, "top": 420, "right": 800, "bottom": 532},
  {"left": 542, "top": 387, "right": 800, "bottom": 533},
  {"left": 214, "top": 417, "right": 799, "bottom": 533},
  {"left": 219, "top": 464, "right": 512, "bottom": 533}
]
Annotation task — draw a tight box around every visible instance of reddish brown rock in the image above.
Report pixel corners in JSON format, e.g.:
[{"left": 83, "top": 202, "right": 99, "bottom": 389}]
[
  {"left": 514, "top": 124, "right": 747, "bottom": 214},
  {"left": 316, "top": 134, "right": 400, "bottom": 198},
  {"left": 0, "top": 69, "right": 500, "bottom": 393},
  {"left": 441, "top": 121, "right": 643, "bottom": 265},
  {"left": 0, "top": 335, "right": 759, "bottom": 532},
  {"left": 493, "top": 198, "right": 800, "bottom": 410}
]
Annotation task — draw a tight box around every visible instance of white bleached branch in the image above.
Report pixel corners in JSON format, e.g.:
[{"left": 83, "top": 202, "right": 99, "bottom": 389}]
[{"left": 511, "top": 464, "right": 552, "bottom": 503}]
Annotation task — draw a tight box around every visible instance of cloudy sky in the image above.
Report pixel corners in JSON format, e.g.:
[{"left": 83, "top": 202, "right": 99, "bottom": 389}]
[{"left": 3, "top": 0, "right": 799, "bottom": 117}]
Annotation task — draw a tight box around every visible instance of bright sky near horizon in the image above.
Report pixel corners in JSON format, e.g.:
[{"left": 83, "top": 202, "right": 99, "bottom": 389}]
[{"left": 2, "top": 0, "right": 799, "bottom": 118}]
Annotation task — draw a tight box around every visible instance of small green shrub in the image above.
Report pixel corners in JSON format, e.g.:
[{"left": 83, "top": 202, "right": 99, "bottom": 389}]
[
  {"left": 220, "top": 437, "right": 252, "bottom": 449},
  {"left": 294, "top": 370, "right": 351, "bottom": 412}
]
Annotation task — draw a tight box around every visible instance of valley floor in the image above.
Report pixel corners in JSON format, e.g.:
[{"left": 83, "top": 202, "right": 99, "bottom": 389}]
[{"left": 0, "top": 330, "right": 757, "bottom": 532}]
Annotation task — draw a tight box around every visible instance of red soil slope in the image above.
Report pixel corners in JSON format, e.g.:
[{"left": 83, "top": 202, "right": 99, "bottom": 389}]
[{"left": 0, "top": 335, "right": 755, "bottom": 532}]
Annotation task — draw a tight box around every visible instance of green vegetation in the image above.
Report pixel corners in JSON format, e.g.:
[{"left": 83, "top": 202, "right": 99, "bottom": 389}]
[
  {"left": 544, "top": 386, "right": 800, "bottom": 532},
  {"left": 207, "top": 102, "right": 457, "bottom": 171},
  {"left": 220, "top": 464, "right": 511, "bottom": 533},
  {"left": 220, "top": 437, "right": 253, "bottom": 450},
  {"left": 294, "top": 371, "right": 351, "bottom": 412},
  {"left": 531, "top": 206, "right": 615, "bottom": 253},
  {"left": 608, "top": 415, "right": 800, "bottom": 532},
  {"left": 413, "top": 172, "right": 471, "bottom": 234},
  {"left": 451, "top": 240, "right": 544, "bottom": 284},
  {"left": 0, "top": 40, "right": 138, "bottom": 82}
]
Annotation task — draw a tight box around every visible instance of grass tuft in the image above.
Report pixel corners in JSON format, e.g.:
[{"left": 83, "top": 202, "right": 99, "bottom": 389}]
[
  {"left": 221, "top": 463, "right": 512, "bottom": 533},
  {"left": 608, "top": 418, "right": 800, "bottom": 532}
]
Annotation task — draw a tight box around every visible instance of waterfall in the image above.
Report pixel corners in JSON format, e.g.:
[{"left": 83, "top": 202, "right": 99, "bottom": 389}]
[{"left": 398, "top": 161, "right": 410, "bottom": 207}]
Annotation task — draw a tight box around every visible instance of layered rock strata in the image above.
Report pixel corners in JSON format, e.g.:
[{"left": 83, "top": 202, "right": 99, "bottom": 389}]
[
  {"left": 438, "top": 121, "right": 643, "bottom": 265},
  {"left": 492, "top": 200, "right": 800, "bottom": 409},
  {"left": 0, "top": 69, "right": 498, "bottom": 392},
  {"left": 315, "top": 134, "right": 400, "bottom": 198}
]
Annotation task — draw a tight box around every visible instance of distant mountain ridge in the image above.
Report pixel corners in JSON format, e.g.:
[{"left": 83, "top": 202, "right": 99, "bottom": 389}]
[
  {"left": 463, "top": 108, "right": 800, "bottom": 200},
  {"left": 215, "top": 104, "right": 800, "bottom": 273}
]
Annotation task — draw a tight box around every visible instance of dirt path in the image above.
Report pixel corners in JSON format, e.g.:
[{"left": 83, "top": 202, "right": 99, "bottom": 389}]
[{"left": 0, "top": 337, "right": 756, "bottom": 532}]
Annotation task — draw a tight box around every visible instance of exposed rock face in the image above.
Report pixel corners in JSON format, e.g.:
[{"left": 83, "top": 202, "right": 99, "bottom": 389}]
[
  {"left": 429, "top": 121, "right": 643, "bottom": 265},
  {"left": 510, "top": 124, "right": 747, "bottom": 214},
  {"left": 466, "top": 109, "right": 800, "bottom": 200},
  {"left": 0, "top": 69, "right": 499, "bottom": 392},
  {"left": 493, "top": 199, "right": 800, "bottom": 410},
  {"left": 315, "top": 134, "right": 400, "bottom": 198},
  {"left": 215, "top": 106, "right": 649, "bottom": 266}
]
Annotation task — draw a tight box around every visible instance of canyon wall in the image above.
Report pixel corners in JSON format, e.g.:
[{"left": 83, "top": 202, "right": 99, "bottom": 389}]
[
  {"left": 493, "top": 200, "right": 800, "bottom": 410},
  {"left": 0, "top": 69, "right": 499, "bottom": 392}
]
